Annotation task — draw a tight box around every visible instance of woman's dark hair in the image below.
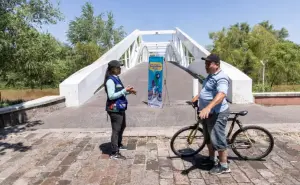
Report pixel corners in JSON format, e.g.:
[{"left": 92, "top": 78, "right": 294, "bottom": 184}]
[{"left": 104, "top": 65, "right": 114, "bottom": 93}]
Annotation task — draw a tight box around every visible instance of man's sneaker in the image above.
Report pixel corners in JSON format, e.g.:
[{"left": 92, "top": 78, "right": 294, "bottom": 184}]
[
  {"left": 209, "top": 164, "right": 231, "bottom": 175},
  {"left": 119, "top": 144, "right": 128, "bottom": 151},
  {"left": 110, "top": 153, "right": 126, "bottom": 160}
]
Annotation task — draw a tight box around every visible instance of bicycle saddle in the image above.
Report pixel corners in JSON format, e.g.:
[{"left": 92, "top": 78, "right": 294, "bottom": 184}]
[{"left": 230, "top": 110, "right": 248, "bottom": 116}]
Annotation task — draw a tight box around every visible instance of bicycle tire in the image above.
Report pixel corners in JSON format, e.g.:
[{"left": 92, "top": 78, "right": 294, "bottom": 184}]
[
  {"left": 170, "top": 126, "right": 206, "bottom": 157},
  {"left": 231, "top": 125, "right": 274, "bottom": 160}
]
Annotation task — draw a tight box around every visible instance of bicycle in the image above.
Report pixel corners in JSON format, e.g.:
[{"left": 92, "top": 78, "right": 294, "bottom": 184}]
[{"left": 170, "top": 101, "right": 274, "bottom": 160}]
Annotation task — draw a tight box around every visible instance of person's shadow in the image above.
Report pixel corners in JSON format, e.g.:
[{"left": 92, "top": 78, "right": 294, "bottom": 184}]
[
  {"left": 171, "top": 151, "right": 265, "bottom": 176},
  {"left": 99, "top": 142, "right": 112, "bottom": 155},
  {"left": 168, "top": 153, "right": 214, "bottom": 175}
]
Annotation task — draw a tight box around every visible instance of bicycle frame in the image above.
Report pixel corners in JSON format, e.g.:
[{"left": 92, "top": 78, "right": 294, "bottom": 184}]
[{"left": 192, "top": 106, "right": 245, "bottom": 144}]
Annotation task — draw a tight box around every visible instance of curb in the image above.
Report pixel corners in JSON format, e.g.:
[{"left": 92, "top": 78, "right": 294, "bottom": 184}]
[{"left": 28, "top": 124, "right": 300, "bottom": 137}]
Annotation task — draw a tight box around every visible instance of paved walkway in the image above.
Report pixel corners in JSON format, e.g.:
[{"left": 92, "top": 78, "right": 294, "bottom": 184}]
[
  {"left": 23, "top": 61, "right": 299, "bottom": 129},
  {"left": 0, "top": 128, "right": 299, "bottom": 185}
]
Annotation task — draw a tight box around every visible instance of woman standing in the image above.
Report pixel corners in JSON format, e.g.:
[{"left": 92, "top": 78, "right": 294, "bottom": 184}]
[{"left": 104, "top": 60, "right": 136, "bottom": 160}]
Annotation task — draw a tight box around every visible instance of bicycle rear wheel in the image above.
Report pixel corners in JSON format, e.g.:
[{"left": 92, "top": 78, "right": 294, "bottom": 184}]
[
  {"left": 170, "top": 126, "right": 206, "bottom": 157},
  {"left": 230, "top": 125, "right": 274, "bottom": 160}
]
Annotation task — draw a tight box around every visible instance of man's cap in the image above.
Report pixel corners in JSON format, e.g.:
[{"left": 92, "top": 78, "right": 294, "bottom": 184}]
[
  {"left": 108, "top": 60, "right": 124, "bottom": 67},
  {"left": 201, "top": 54, "right": 220, "bottom": 63}
]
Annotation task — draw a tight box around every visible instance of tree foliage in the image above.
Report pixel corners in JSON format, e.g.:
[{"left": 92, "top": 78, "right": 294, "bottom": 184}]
[
  {"left": 67, "top": 2, "right": 126, "bottom": 50},
  {"left": 0, "top": 1, "right": 126, "bottom": 89},
  {"left": 209, "top": 21, "right": 300, "bottom": 91}
]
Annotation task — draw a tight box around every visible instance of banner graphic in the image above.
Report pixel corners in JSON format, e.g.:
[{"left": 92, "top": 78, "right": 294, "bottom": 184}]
[{"left": 148, "top": 56, "right": 164, "bottom": 108}]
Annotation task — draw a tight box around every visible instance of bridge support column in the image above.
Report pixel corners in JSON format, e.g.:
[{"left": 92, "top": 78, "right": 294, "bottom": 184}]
[
  {"left": 127, "top": 49, "right": 131, "bottom": 68},
  {"left": 193, "top": 78, "right": 199, "bottom": 98},
  {"left": 124, "top": 51, "right": 128, "bottom": 68}
]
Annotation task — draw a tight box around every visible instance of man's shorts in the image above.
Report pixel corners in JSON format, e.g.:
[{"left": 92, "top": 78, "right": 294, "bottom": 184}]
[{"left": 202, "top": 108, "right": 230, "bottom": 151}]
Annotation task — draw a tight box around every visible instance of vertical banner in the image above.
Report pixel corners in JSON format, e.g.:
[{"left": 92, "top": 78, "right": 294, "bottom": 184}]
[{"left": 148, "top": 56, "right": 164, "bottom": 108}]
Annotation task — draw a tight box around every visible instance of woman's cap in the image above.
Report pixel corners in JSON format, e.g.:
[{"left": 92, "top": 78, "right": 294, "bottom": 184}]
[{"left": 108, "top": 60, "right": 124, "bottom": 67}]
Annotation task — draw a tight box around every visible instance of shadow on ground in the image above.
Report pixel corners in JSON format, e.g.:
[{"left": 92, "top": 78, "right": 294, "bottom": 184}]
[
  {"left": 0, "top": 120, "right": 43, "bottom": 140},
  {"left": 99, "top": 142, "right": 112, "bottom": 155},
  {"left": 0, "top": 142, "right": 31, "bottom": 155},
  {"left": 169, "top": 152, "right": 267, "bottom": 175},
  {"left": 0, "top": 120, "right": 43, "bottom": 155}
]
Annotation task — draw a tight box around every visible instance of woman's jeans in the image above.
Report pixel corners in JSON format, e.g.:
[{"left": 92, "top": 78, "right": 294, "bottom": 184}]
[{"left": 108, "top": 111, "right": 126, "bottom": 154}]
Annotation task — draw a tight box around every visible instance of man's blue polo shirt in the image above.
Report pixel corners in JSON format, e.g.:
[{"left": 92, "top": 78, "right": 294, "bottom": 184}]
[{"left": 198, "top": 69, "right": 230, "bottom": 113}]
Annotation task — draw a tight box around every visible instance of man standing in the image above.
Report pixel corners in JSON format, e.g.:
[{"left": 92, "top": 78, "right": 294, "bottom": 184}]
[{"left": 192, "top": 53, "right": 231, "bottom": 174}]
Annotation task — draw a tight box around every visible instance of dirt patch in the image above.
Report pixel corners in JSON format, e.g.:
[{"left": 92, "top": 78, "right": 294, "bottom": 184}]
[
  {"left": 272, "top": 85, "right": 300, "bottom": 92},
  {"left": 0, "top": 88, "right": 59, "bottom": 101}
]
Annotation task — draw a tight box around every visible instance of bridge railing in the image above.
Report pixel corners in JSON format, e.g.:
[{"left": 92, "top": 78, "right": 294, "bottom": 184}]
[
  {"left": 59, "top": 30, "right": 148, "bottom": 107},
  {"left": 165, "top": 28, "right": 253, "bottom": 104}
]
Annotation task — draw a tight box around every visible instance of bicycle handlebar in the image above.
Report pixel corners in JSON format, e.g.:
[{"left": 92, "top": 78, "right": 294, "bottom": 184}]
[{"left": 191, "top": 100, "right": 198, "bottom": 109}]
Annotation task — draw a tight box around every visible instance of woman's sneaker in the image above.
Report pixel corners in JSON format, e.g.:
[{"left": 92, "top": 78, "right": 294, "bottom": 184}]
[
  {"left": 110, "top": 152, "right": 126, "bottom": 160},
  {"left": 119, "top": 144, "right": 128, "bottom": 151}
]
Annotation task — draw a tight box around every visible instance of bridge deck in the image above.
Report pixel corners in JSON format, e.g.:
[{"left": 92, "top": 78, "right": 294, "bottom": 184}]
[{"left": 36, "top": 62, "right": 300, "bottom": 129}]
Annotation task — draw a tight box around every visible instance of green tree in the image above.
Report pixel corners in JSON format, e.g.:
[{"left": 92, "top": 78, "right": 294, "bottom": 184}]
[
  {"left": 67, "top": 2, "right": 126, "bottom": 49},
  {"left": 259, "top": 20, "right": 289, "bottom": 40},
  {"left": 267, "top": 41, "right": 300, "bottom": 86},
  {"left": 209, "top": 21, "right": 300, "bottom": 91},
  {"left": 0, "top": 0, "right": 63, "bottom": 88}
]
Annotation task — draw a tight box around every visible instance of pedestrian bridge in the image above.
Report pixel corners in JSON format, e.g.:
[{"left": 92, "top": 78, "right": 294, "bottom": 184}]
[
  {"left": 60, "top": 28, "right": 253, "bottom": 108},
  {"left": 3, "top": 28, "right": 300, "bottom": 129}
]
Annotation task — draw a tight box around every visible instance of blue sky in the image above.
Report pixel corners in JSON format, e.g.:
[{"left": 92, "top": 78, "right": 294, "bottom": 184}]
[{"left": 45, "top": 0, "right": 300, "bottom": 47}]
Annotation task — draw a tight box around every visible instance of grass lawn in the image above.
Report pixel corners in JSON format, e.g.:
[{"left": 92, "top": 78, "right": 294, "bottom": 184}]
[{"left": 272, "top": 85, "right": 300, "bottom": 92}]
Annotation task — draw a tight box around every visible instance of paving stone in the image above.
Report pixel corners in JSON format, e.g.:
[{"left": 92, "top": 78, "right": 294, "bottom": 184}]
[
  {"left": 141, "top": 170, "right": 159, "bottom": 185},
  {"left": 86, "top": 169, "right": 105, "bottom": 184},
  {"left": 146, "top": 159, "right": 159, "bottom": 171},
  {"left": 48, "top": 165, "right": 69, "bottom": 177},
  {"left": 11, "top": 177, "right": 31, "bottom": 185},
  {"left": 134, "top": 154, "right": 146, "bottom": 164},
  {"left": 250, "top": 178, "right": 271, "bottom": 185},
  {"left": 0, "top": 171, "right": 25, "bottom": 185},
  {"left": 174, "top": 170, "right": 190, "bottom": 184},
  {"left": 187, "top": 168, "right": 202, "bottom": 179},
  {"left": 159, "top": 166, "right": 173, "bottom": 179},
  {"left": 40, "top": 177, "right": 60, "bottom": 185},
  {"left": 158, "top": 148, "right": 169, "bottom": 157},
  {"left": 130, "top": 164, "right": 146, "bottom": 183},
  {"left": 127, "top": 138, "right": 138, "bottom": 150},
  {"left": 270, "top": 153, "right": 295, "bottom": 169},
  {"left": 190, "top": 179, "right": 206, "bottom": 185},
  {"left": 115, "top": 163, "right": 132, "bottom": 185},
  {"left": 248, "top": 161, "right": 268, "bottom": 170},
  {"left": 218, "top": 173, "right": 237, "bottom": 184},
  {"left": 158, "top": 157, "right": 172, "bottom": 167},
  {"left": 231, "top": 169, "right": 251, "bottom": 183},
  {"left": 136, "top": 139, "right": 147, "bottom": 151},
  {"left": 147, "top": 143, "right": 158, "bottom": 151},
  {"left": 57, "top": 180, "right": 71, "bottom": 185},
  {"left": 172, "top": 159, "right": 185, "bottom": 170},
  {"left": 147, "top": 149, "right": 158, "bottom": 160},
  {"left": 200, "top": 171, "right": 221, "bottom": 184},
  {"left": 160, "top": 178, "right": 174, "bottom": 185},
  {"left": 100, "top": 176, "right": 115, "bottom": 185},
  {"left": 234, "top": 161, "right": 262, "bottom": 180},
  {"left": 0, "top": 131, "right": 299, "bottom": 185},
  {"left": 62, "top": 160, "right": 83, "bottom": 180}
]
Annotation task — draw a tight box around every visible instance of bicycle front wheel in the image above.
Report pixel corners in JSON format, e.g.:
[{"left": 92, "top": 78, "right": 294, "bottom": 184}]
[
  {"left": 170, "top": 126, "right": 206, "bottom": 157},
  {"left": 231, "top": 125, "right": 274, "bottom": 160}
]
